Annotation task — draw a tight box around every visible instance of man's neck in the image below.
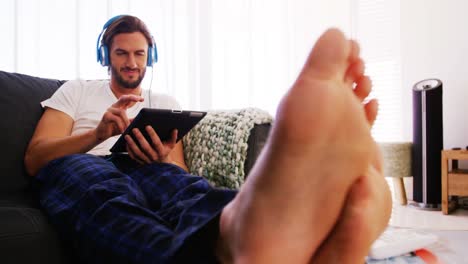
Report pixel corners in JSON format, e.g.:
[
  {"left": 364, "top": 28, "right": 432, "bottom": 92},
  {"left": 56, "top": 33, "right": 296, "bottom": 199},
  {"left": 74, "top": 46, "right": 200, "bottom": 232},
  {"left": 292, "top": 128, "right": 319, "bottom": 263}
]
[{"left": 109, "top": 79, "right": 142, "bottom": 99}]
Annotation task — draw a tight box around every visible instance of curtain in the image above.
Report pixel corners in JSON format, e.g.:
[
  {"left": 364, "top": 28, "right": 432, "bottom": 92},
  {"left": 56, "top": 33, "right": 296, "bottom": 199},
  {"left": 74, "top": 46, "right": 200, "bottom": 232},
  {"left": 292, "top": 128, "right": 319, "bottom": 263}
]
[
  {"left": 0, "top": 0, "right": 402, "bottom": 141},
  {"left": 353, "top": 0, "right": 403, "bottom": 142}
]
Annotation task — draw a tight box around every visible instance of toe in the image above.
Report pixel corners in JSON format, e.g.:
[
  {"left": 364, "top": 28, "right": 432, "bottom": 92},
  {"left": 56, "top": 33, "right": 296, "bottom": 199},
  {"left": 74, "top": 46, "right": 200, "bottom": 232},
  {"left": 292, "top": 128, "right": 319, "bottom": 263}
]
[
  {"left": 345, "top": 58, "right": 365, "bottom": 85},
  {"left": 300, "top": 28, "right": 351, "bottom": 81},
  {"left": 353, "top": 75, "right": 372, "bottom": 101},
  {"left": 348, "top": 39, "right": 361, "bottom": 63},
  {"left": 364, "top": 99, "right": 379, "bottom": 127}
]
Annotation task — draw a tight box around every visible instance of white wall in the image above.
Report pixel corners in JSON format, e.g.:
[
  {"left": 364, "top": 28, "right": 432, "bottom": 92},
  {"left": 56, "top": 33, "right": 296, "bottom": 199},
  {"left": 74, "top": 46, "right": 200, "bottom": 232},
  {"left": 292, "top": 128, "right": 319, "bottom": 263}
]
[
  {"left": 0, "top": 0, "right": 352, "bottom": 114},
  {"left": 401, "top": 0, "right": 468, "bottom": 149}
]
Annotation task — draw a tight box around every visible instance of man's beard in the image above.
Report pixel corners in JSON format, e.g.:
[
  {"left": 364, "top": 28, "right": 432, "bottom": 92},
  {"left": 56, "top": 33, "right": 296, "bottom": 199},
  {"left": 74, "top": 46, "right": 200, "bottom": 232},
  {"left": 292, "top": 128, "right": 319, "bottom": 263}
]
[{"left": 111, "top": 65, "right": 146, "bottom": 89}]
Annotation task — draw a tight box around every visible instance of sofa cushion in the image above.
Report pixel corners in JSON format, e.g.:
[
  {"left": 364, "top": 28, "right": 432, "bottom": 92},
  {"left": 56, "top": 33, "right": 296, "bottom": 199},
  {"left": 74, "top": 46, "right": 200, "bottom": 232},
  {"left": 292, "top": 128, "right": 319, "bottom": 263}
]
[
  {"left": 0, "top": 71, "right": 64, "bottom": 193},
  {"left": 0, "top": 206, "right": 68, "bottom": 263}
]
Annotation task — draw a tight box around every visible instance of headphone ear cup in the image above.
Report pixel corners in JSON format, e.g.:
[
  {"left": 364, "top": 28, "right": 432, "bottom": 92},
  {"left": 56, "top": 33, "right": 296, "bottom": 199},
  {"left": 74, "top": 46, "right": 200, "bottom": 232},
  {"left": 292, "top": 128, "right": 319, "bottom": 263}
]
[
  {"left": 100, "top": 45, "right": 109, "bottom": 66},
  {"left": 152, "top": 42, "right": 158, "bottom": 64},
  {"left": 147, "top": 46, "right": 153, "bottom": 66},
  {"left": 147, "top": 37, "right": 158, "bottom": 66}
]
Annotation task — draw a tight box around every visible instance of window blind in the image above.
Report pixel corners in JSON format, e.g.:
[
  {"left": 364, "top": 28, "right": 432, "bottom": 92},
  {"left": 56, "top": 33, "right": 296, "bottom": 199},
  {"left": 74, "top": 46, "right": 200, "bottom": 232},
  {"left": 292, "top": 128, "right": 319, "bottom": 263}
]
[{"left": 352, "top": 0, "right": 404, "bottom": 142}]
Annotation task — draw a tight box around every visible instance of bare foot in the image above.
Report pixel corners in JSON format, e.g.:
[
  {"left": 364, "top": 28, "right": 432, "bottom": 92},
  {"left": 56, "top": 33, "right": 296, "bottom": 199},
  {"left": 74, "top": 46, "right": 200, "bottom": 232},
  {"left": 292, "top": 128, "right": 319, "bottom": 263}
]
[
  {"left": 218, "top": 28, "right": 379, "bottom": 263},
  {"left": 312, "top": 42, "right": 392, "bottom": 263},
  {"left": 312, "top": 147, "right": 392, "bottom": 263}
]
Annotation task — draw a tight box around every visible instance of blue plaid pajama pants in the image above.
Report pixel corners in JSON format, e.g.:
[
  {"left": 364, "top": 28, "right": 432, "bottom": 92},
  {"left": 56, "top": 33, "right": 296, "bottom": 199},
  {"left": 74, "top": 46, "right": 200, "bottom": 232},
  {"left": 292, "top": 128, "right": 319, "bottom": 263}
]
[{"left": 35, "top": 154, "right": 237, "bottom": 264}]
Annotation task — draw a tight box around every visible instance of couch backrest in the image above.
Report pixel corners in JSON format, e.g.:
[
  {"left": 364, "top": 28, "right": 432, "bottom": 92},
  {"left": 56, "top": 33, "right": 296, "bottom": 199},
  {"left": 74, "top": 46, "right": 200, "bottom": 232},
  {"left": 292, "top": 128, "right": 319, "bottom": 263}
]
[{"left": 0, "top": 71, "right": 65, "bottom": 194}]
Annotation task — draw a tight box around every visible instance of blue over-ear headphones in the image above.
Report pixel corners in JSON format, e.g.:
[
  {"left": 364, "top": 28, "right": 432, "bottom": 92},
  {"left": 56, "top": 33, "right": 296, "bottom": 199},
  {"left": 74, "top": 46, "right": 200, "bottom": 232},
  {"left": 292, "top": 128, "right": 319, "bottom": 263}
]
[{"left": 96, "top": 15, "right": 158, "bottom": 67}]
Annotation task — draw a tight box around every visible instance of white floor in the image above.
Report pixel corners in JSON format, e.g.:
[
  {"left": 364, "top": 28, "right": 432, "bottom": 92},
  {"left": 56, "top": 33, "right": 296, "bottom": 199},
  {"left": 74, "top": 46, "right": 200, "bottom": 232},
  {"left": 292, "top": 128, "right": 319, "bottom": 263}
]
[
  {"left": 387, "top": 177, "right": 468, "bottom": 230},
  {"left": 385, "top": 178, "right": 468, "bottom": 262},
  {"left": 390, "top": 203, "right": 468, "bottom": 230}
]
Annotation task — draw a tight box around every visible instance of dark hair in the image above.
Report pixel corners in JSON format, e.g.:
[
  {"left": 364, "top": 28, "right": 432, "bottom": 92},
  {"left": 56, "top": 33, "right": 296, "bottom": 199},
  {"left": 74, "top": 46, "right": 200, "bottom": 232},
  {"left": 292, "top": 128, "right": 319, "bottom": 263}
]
[{"left": 102, "top": 15, "right": 153, "bottom": 49}]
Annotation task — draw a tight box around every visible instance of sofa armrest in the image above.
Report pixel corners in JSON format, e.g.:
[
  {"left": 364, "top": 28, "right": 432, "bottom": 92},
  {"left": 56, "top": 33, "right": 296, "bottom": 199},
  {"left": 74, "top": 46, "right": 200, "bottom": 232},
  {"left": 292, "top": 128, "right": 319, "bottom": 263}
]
[
  {"left": 183, "top": 108, "right": 273, "bottom": 189},
  {"left": 244, "top": 123, "right": 271, "bottom": 176}
]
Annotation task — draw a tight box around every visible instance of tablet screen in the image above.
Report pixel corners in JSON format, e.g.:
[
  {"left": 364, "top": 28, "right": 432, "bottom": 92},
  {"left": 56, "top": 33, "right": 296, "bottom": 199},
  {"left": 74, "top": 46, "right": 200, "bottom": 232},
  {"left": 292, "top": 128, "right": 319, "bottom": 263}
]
[{"left": 110, "top": 108, "right": 206, "bottom": 153}]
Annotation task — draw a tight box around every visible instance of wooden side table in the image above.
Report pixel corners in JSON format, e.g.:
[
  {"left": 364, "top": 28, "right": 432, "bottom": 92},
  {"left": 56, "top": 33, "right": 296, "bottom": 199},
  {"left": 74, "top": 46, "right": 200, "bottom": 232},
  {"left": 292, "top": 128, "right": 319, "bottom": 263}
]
[{"left": 441, "top": 149, "right": 468, "bottom": 214}]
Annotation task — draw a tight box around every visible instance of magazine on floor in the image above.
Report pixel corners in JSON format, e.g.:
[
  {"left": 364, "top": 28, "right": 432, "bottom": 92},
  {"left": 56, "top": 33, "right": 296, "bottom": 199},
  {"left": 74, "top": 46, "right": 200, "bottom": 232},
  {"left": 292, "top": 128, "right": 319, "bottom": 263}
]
[{"left": 366, "top": 229, "right": 463, "bottom": 263}]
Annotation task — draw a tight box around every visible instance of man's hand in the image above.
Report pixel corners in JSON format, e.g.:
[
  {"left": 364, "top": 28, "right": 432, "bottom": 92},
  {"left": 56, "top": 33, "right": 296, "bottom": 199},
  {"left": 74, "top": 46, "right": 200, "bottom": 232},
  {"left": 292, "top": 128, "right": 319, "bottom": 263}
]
[
  {"left": 95, "top": 95, "right": 144, "bottom": 142},
  {"left": 125, "top": 126, "right": 178, "bottom": 164}
]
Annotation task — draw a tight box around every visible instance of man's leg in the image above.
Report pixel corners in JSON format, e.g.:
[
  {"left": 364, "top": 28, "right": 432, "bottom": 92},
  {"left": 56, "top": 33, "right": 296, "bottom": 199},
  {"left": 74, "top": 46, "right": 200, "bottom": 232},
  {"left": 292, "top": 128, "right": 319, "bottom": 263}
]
[
  {"left": 37, "top": 154, "right": 226, "bottom": 263},
  {"left": 218, "top": 28, "right": 390, "bottom": 263},
  {"left": 128, "top": 162, "right": 237, "bottom": 261}
]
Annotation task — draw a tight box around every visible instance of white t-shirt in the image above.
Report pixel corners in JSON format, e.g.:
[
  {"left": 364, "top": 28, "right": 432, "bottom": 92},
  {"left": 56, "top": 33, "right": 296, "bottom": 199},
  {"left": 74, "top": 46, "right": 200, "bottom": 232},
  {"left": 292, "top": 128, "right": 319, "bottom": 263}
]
[{"left": 41, "top": 79, "right": 181, "bottom": 156}]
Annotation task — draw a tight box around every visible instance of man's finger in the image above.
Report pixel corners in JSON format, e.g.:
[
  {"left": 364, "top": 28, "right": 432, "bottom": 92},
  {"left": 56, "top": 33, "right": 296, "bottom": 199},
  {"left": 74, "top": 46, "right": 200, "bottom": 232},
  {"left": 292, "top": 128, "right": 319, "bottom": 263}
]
[
  {"left": 103, "top": 113, "right": 127, "bottom": 134},
  {"left": 145, "top": 125, "right": 165, "bottom": 151},
  {"left": 131, "top": 128, "right": 159, "bottom": 161},
  {"left": 113, "top": 95, "right": 144, "bottom": 109},
  {"left": 106, "top": 108, "right": 131, "bottom": 128},
  {"left": 145, "top": 126, "right": 175, "bottom": 163},
  {"left": 170, "top": 129, "right": 178, "bottom": 145},
  {"left": 126, "top": 145, "right": 144, "bottom": 165},
  {"left": 125, "top": 134, "right": 151, "bottom": 164}
]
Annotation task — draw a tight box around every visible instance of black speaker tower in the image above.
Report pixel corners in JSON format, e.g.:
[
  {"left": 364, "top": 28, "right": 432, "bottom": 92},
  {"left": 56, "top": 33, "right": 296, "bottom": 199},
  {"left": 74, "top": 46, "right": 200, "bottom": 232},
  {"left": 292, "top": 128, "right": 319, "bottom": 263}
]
[{"left": 411, "top": 79, "right": 443, "bottom": 210}]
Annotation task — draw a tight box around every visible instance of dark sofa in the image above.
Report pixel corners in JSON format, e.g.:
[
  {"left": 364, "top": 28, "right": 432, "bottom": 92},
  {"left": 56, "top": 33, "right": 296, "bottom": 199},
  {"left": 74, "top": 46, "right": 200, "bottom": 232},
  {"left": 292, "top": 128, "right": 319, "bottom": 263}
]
[{"left": 0, "top": 70, "right": 270, "bottom": 263}]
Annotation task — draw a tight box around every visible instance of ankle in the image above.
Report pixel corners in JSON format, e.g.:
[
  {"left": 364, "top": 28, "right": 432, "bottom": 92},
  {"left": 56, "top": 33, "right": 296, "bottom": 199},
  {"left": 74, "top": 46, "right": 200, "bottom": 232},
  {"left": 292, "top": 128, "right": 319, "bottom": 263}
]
[
  {"left": 216, "top": 201, "right": 237, "bottom": 263},
  {"left": 215, "top": 235, "right": 232, "bottom": 263}
]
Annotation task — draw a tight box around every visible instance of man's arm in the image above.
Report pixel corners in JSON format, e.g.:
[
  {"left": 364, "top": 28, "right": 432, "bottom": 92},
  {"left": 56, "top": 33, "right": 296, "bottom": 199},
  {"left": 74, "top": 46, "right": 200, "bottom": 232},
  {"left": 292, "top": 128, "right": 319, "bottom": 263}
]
[
  {"left": 24, "top": 108, "right": 103, "bottom": 176},
  {"left": 25, "top": 94, "right": 144, "bottom": 176}
]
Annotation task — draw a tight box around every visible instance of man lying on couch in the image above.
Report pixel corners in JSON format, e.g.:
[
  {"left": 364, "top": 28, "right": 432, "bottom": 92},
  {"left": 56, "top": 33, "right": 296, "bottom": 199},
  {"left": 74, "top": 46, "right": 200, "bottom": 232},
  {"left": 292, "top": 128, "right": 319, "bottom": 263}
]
[{"left": 24, "top": 15, "right": 391, "bottom": 263}]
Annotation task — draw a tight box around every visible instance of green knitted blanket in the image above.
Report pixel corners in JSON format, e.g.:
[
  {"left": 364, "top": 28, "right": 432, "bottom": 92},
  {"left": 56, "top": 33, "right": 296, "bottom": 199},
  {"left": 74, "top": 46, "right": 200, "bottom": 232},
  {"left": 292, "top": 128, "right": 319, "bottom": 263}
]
[{"left": 183, "top": 108, "right": 273, "bottom": 189}]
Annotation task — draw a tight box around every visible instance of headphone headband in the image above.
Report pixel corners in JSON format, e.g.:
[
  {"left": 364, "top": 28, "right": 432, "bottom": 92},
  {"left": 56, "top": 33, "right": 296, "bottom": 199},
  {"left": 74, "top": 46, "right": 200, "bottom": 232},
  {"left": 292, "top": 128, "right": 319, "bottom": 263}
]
[{"left": 96, "top": 15, "right": 158, "bottom": 67}]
